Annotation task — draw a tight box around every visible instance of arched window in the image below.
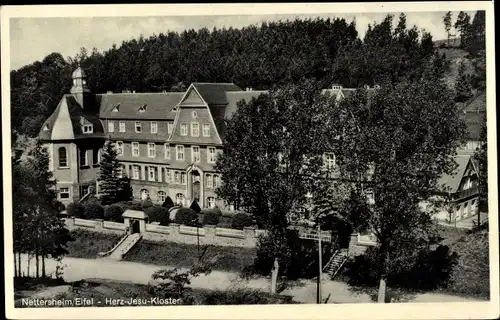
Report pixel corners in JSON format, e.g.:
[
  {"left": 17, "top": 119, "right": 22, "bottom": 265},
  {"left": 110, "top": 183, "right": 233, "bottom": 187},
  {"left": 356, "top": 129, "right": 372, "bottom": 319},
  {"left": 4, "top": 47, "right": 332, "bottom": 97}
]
[
  {"left": 58, "top": 147, "right": 68, "bottom": 167},
  {"left": 141, "top": 189, "right": 149, "bottom": 200},
  {"left": 176, "top": 193, "right": 184, "bottom": 206},
  {"left": 207, "top": 197, "right": 215, "bottom": 209},
  {"left": 158, "top": 191, "right": 166, "bottom": 203}
]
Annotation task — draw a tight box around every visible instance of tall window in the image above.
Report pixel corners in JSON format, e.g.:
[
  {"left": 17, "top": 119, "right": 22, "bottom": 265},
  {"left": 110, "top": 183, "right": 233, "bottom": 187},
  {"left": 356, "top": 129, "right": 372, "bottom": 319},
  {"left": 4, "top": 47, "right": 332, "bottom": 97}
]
[
  {"left": 158, "top": 191, "right": 166, "bottom": 202},
  {"left": 132, "top": 142, "right": 140, "bottom": 157},
  {"left": 148, "top": 167, "right": 156, "bottom": 181},
  {"left": 148, "top": 143, "right": 156, "bottom": 158},
  {"left": 213, "top": 175, "right": 220, "bottom": 188},
  {"left": 324, "top": 153, "right": 335, "bottom": 170},
  {"left": 180, "top": 123, "right": 188, "bottom": 136},
  {"left": 165, "top": 169, "right": 171, "bottom": 183},
  {"left": 203, "top": 124, "right": 210, "bottom": 137},
  {"left": 108, "top": 121, "right": 114, "bottom": 132},
  {"left": 174, "top": 171, "right": 180, "bottom": 184},
  {"left": 191, "top": 122, "right": 199, "bottom": 137},
  {"left": 59, "top": 187, "right": 70, "bottom": 199},
  {"left": 207, "top": 147, "right": 216, "bottom": 163},
  {"left": 176, "top": 193, "right": 185, "bottom": 206},
  {"left": 151, "top": 121, "right": 158, "bottom": 134},
  {"left": 135, "top": 121, "right": 142, "bottom": 133},
  {"left": 192, "top": 146, "right": 200, "bottom": 163},
  {"left": 92, "top": 149, "right": 99, "bottom": 165},
  {"left": 80, "top": 149, "right": 88, "bottom": 167},
  {"left": 365, "top": 189, "right": 375, "bottom": 205},
  {"left": 463, "top": 177, "right": 472, "bottom": 190},
  {"left": 117, "top": 165, "right": 125, "bottom": 179},
  {"left": 116, "top": 141, "right": 124, "bottom": 156},
  {"left": 181, "top": 172, "right": 187, "bottom": 185},
  {"left": 207, "top": 197, "right": 215, "bottom": 209},
  {"left": 119, "top": 121, "right": 126, "bottom": 132},
  {"left": 205, "top": 174, "right": 213, "bottom": 188},
  {"left": 132, "top": 165, "right": 140, "bottom": 180},
  {"left": 164, "top": 144, "right": 170, "bottom": 159},
  {"left": 58, "top": 147, "right": 68, "bottom": 167},
  {"left": 176, "top": 145, "right": 184, "bottom": 160},
  {"left": 168, "top": 123, "right": 174, "bottom": 134}
]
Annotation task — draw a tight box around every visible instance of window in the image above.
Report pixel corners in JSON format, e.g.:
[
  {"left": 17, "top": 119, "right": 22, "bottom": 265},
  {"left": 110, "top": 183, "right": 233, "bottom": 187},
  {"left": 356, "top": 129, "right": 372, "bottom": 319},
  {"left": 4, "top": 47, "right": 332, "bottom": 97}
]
[
  {"left": 132, "top": 142, "right": 140, "bottom": 157},
  {"left": 174, "top": 171, "right": 180, "bottom": 184},
  {"left": 117, "top": 165, "right": 125, "bottom": 179},
  {"left": 203, "top": 124, "right": 210, "bottom": 137},
  {"left": 148, "top": 167, "right": 156, "bottom": 181},
  {"left": 207, "top": 197, "right": 215, "bottom": 208},
  {"left": 207, "top": 147, "right": 216, "bottom": 163},
  {"left": 42, "top": 124, "right": 49, "bottom": 131},
  {"left": 158, "top": 191, "right": 166, "bottom": 202},
  {"left": 151, "top": 121, "right": 158, "bottom": 134},
  {"left": 191, "top": 122, "right": 199, "bottom": 137},
  {"left": 148, "top": 143, "right": 156, "bottom": 158},
  {"left": 80, "top": 149, "right": 88, "bottom": 167},
  {"left": 59, "top": 187, "right": 70, "bottom": 199},
  {"left": 176, "top": 193, "right": 185, "bottom": 206},
  {"left": 206, "top": 174, "right": 213, "bottom": 188},
  {"left": 119, "top": 121, "right": 126, "bottom": 132},
  {"left": 365, "top": 189, "right": 375, "bottom": 205},
  {"left": 181, "top": 172, "right": 187, "bottom": 185},
  {"left": 92, "top": 149, "right": 99, "bottom": 165},
  {"left": 463, "top": 201, "right": 469, "bottom": 217},
  {"left": 164, "top": 169, "right": 171, "bottom": 183},
  {"left": 164, "top": 144, "right": 170, "bottom": 159},
  {"left": 112, "top": 104, "right": 120, "bottom": 112},
  {"left": 116, "top": 141, "right": 124, "bottom": 156},
  {"left": 324, "top": 153, "right": 335, "bottom": 170},
  {"left": 176, "top": 145, "right": 184, "bottom": 160},
  {"left": 108, "top": 121, "right": 114, "bottom": 132},
  {"left": 463, "top": 177, "right": 472, "bottom": 190},
  {"left": 82, "top": 124, "right": 93, "bottom": 133},
  {"left": 192, "top": 111, "right": 198, "bottom": 118},
  {"left": 58, "top": 147, "right": 68, "bottom": 167},
  {"left": 213, "top": 175, "right": 220, "bottom": 188},
  {"left": 192, "top": 146, "right": 200, "bottom": 163},
  {"left": 141, "top": 189, "right": 150, "bottom": 200},
  {"left": 135, "top": 121, "right": 142, "bottom": 133},
  {"left": 138, "top": 104, "right": 147, "bottom": 113},
  {"left": 98, "top": 149, "right": 103, "bottom": 163},
  {"left": 168, "top": 123, "right": 174, "bottom": 134},
  {"left": 180, "top": 123, "right": 188, "bottom": 136},
  {"left": 132, "top": 165, "right": 140, "bottom": 180}
]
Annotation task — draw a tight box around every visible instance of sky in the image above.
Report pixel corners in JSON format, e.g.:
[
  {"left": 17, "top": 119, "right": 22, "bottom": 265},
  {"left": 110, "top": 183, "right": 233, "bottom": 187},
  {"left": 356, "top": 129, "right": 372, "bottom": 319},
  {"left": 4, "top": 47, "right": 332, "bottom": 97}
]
[{"left": 9, "top": 11, "right": 476, "bottom": 70}]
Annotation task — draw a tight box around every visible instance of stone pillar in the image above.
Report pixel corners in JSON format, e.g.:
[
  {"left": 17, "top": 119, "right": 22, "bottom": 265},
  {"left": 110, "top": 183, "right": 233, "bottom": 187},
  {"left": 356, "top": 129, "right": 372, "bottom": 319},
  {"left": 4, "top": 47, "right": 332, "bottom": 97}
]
[
  {"left": 157, "top": 166, "right": 162, "bottom": 182},
  {"left": 124, "top": 218, "right": 131, "bottom": 234},
  {"left": 170, "top": 223, "right": 180, "bottom": 240},
  {"left": 243, "top": 227, "right": 256, "bottom": 247},
  {"left": 204, "top": 225, "right": 216, "bottom": 245},
  {"left": 139, "top": 219, "right": 146, "bottom": 233},
  {"left": 95, "top": 219, "right": 104, "bottom": 230}
]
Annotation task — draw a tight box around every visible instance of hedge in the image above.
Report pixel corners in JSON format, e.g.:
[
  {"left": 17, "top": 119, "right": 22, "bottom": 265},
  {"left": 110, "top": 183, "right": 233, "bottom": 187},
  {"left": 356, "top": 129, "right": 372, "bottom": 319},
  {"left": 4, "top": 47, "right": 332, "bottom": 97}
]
[
  {"left": 104, "top": 204, "right": 124, "bottom": 222},
  {"left": 174, "top": 208, "right": 199, "bottom": 226},
  {"left": 67, "top": 202, "right": 85, "bottom": 218},
  {"left": 231, "top": 213, "right": 253, "bottom": 230},
  {"left": 202, "top": 211, "right": 220, "bottom": 226},
  {"left": 84, "top": 202, "right": 105, "bottom": 220},
  {"left": 145, "top": 206, "right": 170, "bottom": 226}
]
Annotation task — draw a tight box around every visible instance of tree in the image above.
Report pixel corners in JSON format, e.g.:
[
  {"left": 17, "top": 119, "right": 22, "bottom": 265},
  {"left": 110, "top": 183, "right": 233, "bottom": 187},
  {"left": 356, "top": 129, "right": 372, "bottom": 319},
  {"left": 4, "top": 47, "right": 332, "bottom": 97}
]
[
  {"left": 474, "top": 113, "right": 488, "bottom": 223},
  {"left": 455, "top": 61, "right": 473, "bottom": 102},
  {"left": 98, "top": 140, "right": 130, "bottom": 204},
  {"left": 443, "top": 11, "right": 453, "bottom": 47},
  {"left": 162, "top": 196, "right": 174, "bottom": 209},
  {"left": 116, "top": 177, "right": 133, "bottom": 202},
  {"left": 329, "top": 80, "right": 467, "bottom": 302},
  {"left": 454, "top": 11, "right": 471, "bottom": 48},
  {"left": 467, "top": 11, "right": 486, "bottom": 57}
]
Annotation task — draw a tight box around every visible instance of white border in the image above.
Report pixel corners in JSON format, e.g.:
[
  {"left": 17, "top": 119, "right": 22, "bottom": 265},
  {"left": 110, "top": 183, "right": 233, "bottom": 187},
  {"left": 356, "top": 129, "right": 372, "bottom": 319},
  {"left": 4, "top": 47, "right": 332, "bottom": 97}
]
[{"left": 2, "top": 2, "right": 498, "bottom": 320}]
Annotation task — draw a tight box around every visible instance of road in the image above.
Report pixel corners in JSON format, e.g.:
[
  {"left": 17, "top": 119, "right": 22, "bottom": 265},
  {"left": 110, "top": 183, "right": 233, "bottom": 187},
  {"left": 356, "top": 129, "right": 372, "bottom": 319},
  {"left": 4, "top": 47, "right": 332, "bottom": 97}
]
[{"left": 17, "top": 254, "right": 483, "bottom": 304}]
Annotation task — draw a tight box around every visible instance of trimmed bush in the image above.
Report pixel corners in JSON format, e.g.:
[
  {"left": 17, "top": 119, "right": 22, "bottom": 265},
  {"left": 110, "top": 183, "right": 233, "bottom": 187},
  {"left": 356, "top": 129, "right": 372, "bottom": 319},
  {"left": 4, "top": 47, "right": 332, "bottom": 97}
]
[
  {"left": 162, "top": 196, "right": 174, "bottom": 208},
  {"left": 202, "top": 211, "right": 220, "bottom": 226},
  {"left": 174, "top": 208, "right": 199, "bottom": 226},
  {"left": 53, "top": 200, "right": 66, "bottom": 213},
  {"left": 231, "top": 213, "right": 253, "bottom": 230},
  {"left": 142, "top": 197, "right": 154, "bottom": 210},
  {"left": 190, "top": 200, "right": 201, "bottom": 213},
  {"left": 145, "top": 206, "right": 170, "bottom": 226},
  {"left": 67, "top": 202, "right": 85, "bottom": 218},
  {"left": 201, "top": 207, "right": 222, "bottom": 216},
  {"left": 84, "top": 202, "right": 105, "bottom": 220},
  {"left": 104, "top": 204, "right": 124, "bottom": 222}
]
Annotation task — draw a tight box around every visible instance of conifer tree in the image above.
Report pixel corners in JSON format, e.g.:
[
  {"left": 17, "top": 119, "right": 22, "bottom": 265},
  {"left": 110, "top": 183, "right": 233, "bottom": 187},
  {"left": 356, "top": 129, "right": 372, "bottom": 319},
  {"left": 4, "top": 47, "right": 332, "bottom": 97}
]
[
  {"left": 443, "top": 11, "right": 453, "bottom": 47},
  {"left": 455, "top": 61, "right": 473, "bottom": 102},
  {"left": 98, "top": 140, "right": 121, "bottom": 205}
]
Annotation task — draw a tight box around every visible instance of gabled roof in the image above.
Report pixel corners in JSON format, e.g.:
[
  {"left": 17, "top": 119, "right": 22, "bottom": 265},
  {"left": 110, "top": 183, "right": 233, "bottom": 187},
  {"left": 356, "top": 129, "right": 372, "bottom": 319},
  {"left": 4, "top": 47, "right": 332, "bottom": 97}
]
[
  {"left": 98, "top": 92, "right": 184, "bottom": 120},
  {"left": 437, "top": 154, "right": 474, "bottom": 193}
]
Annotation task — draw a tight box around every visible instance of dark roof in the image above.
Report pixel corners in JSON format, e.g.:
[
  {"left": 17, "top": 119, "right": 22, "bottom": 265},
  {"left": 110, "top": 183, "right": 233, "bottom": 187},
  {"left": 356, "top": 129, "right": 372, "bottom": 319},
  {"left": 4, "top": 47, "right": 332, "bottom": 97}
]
[
  {"left": 224, "top": 90, "right": 268, "bottom": 119},
  {"left": 437, "top": 154, "right": 472, "bottom": 193},
  {"left": 98, "top": 92, "right": 184, "bottom": 120},
  {"left": 463, "top": 112, "right": 485, "bottom": 141},
  {"left": 192, "top": 83, "right": 241, "bottom": 105},
  {"left": 464, "top": 91, "right": 486, "bottom": 113}
]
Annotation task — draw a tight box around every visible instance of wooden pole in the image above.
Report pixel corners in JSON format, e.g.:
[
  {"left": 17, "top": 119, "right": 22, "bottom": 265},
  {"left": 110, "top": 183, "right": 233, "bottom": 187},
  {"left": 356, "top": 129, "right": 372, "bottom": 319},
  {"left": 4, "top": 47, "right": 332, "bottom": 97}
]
[{"left": 317, "top": 225, "right": 322, "bottom": 304}]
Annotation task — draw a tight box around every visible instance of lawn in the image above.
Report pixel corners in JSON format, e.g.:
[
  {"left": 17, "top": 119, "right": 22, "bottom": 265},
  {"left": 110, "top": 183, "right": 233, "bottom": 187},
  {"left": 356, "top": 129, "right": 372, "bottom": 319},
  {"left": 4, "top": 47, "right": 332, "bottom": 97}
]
[
  {"left": 123, "top": 240, "right": 256, "bottom": 272},
  {"left": 66, "top": 229, "right": 123, "bottom": 259}
]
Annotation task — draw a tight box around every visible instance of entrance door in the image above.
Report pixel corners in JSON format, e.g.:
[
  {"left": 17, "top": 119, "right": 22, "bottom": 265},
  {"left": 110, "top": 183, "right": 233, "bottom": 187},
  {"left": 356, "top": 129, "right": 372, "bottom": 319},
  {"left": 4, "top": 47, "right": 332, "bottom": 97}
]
[
  {"left": 191, "top": 170, "right": 201, "bottom": 203},
  {"left": 131, "top": 220, "right": 140, "bottom": 234}
]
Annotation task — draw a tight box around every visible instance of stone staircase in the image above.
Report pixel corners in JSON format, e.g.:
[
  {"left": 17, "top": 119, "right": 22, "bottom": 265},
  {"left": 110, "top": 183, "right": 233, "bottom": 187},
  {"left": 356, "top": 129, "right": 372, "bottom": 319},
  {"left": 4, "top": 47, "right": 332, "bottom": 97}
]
[
  {"left": 108, "top": 233, "right": 142, "bottom": 261},
  {"left": 323, "top": 248, "right": 349, "bottom": 279}
]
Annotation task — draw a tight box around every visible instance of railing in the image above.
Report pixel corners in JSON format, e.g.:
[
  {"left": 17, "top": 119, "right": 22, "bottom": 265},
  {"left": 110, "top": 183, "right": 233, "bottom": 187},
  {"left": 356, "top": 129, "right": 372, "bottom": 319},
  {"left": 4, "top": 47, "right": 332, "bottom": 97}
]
[
  {"left": 299, "top": 230, "right": 332, "bottom": 242},
  {"left": 331, "top": 253, "right": 349, "bottom": 280},
  {"left": 322, "top": 249, "right": 339, "bottom": 272},
  {"left": 454, "top": 187, "right": 479, "bottom": 200},
  {"left": 216, "top": 227, "right": 245, "bottom": 238},
  {"left": 98, "top": 232, "right": 129, "bottom": 257},
  {"left": 120, "top": 234, "right": 142, "bottom": 256}
]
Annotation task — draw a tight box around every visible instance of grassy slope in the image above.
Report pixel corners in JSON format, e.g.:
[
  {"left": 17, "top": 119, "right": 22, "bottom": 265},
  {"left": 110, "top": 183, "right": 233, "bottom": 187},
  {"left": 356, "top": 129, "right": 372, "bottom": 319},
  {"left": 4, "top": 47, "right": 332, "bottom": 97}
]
[{"left": 66, "top": 229, "right": 123, "bottom": 259}]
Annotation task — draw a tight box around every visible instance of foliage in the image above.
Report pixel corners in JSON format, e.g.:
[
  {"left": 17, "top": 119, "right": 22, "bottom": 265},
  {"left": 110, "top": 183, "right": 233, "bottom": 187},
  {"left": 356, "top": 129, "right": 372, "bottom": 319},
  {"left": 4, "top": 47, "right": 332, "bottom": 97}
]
[
  {"left": 66, "top": 202, "right": 85, "bottom": 218},
  {"left": 201, "top": 288, "right": 295, "bottom": 304},
  {"left": 189, "top": 200, "right": 201, "bottom": 213},
  {"left": 141, "top": 197, "right": 154, "bottom": 210},
  {"left": 454, "top": 61, "right": 472, "bottom": 102},
  {"left": 53, "top": 200, "right": 66, "bottom": 213},
  {"left": 200, "top": 207, "right": 222, "bottom": 216},
  {"left": 202, "top": 211, "right": 220, "bottom": 226},
  {"left": 145, "top": 206, "right": 170, "bottom": 226},
  {"left": 162, "top": 196, "right": 175, "bottom": 209},
  {"left": 116, "top": 177, "right": 133, "bottom": 202},
  {"left": 98, "top": 140, "right": 123, "bottom": 205},
  {"left": 104, "top": 204, "right": 124, "bottom": 222},
  {"left": 231, "top": 213, "right": 253, "bottom": 230},
  {"left": 443, "top": 11, "right": 452, "bottom": 47},
  {"left": 65, "top": 229, "right": 122, "bottom": 258},
  {"left": 83, "top": 202, "right": 105, "bottom": 220},
  {"left": 475, "top": 113, "right": 488, "bottom": 212},
  {"left": 174, "top": 208, "right": 199, "bottom": 226}
]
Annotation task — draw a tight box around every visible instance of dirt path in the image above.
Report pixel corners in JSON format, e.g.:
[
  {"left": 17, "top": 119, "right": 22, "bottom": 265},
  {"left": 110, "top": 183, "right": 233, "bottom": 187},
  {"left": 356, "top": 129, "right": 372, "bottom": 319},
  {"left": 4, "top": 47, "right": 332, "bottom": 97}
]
[{"left": 18, "top": 255, "right": 483, "bottom": 304}]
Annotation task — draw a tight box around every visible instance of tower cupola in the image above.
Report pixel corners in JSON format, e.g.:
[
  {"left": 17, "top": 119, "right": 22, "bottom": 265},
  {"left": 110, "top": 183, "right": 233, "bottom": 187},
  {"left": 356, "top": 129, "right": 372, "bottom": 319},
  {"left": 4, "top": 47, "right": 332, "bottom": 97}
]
[{"left": 70, "top": 67, "right": 91, "bottom": 108}]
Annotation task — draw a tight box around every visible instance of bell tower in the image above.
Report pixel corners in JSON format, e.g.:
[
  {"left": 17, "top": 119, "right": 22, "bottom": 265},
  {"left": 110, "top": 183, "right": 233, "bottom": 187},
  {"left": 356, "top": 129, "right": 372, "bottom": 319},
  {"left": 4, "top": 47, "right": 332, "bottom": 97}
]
[{"left": 70, "top": 66, "right": 92, "bottom": 108}]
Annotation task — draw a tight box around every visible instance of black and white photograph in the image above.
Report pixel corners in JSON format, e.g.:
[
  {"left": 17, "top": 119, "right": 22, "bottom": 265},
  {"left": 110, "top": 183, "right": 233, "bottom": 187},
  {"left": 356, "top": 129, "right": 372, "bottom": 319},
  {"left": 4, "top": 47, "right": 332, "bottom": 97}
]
[{"left": 2, "top": 2, "right": 498, "bottom": 320}]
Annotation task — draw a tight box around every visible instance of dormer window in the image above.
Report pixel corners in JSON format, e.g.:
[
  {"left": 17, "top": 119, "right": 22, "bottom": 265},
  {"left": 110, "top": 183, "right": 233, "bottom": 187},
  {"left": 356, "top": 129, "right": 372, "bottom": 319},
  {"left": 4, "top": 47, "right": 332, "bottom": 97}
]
[
  {"left": 112, "top": 104, "right": 120, "bottom": 112},
  {"left": 172, "top": 107, "right": 178, "bottom": 112},
  {"left": 83, "top": 124, "right": 93, "bottom": 133},
  {"left": 138, "top": 104, "right": 147, "bottom": 113},
  {"left": 42, "top": 124, "right": 49, "bottom": 131}
]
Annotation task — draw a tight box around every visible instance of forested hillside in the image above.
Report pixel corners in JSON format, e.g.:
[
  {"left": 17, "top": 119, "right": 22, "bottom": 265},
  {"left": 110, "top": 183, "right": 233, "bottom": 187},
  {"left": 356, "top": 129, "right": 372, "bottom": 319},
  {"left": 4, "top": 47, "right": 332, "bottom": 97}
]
[{"left": 10, "top": 12, "right": 485, "bottom": 139}]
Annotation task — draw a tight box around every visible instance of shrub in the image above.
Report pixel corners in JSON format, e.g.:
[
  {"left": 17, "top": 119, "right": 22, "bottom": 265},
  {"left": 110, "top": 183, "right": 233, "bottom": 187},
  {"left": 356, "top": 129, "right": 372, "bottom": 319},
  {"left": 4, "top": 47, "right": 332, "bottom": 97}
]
[
  {"left": 202, "top": 211, "right": 220, "bottom": 226},
  {"left": 201, "top": 207, "right": 222, "bottom": 216},
  {"left": 142, "top": 197, "right": 154, "bottom": 210},
  {"left": 231, "top": 213, "right": 253, "bottom": 230},
  {"left": 201, "top": 288, "right": 295, "bottom": 305},
  {"left": 66, "top": 202, "right": 85, "bottom": 218},
  {"left": 174, "top": 208, "right": 199, "bottom": 226},
  {"left": 104, "top": 204, "right": 124, "bottom": 222},
  {"left": 162, "top": 196, "right": 174, "bottom": 209},
  {"left": 145, "top": 206, "right": 170, "bottom": 226},
  {"left": 190, "top": 200, "right": 201, "bottom": 213},
  {"left": 84, "top": 202, "right": 105, "bottom": 220},
  {"left": 53, "top": 200, "right": 66, "bottom": 213}
]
